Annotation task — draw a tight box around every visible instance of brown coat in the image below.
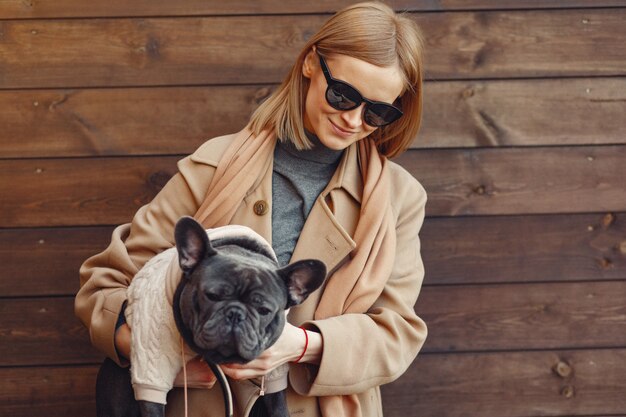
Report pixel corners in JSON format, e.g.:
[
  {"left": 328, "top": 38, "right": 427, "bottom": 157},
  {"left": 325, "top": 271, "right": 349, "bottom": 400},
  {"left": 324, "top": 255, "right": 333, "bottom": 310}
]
[{"left": 75, "top": 132, "right": 428, "bottom": 417}]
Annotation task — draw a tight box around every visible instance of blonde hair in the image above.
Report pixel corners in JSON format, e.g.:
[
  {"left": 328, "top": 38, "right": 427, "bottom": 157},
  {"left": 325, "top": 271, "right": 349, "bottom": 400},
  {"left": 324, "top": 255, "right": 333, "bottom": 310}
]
[{"left": 248, "top": 1, "right": 425, "bottom": 158}]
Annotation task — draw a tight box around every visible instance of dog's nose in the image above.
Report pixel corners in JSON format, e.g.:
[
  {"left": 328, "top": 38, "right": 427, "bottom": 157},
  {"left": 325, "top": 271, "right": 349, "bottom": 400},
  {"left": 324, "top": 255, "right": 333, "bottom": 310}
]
[{"left": 225, "top": 307, "right": 246, "bottom": 325}]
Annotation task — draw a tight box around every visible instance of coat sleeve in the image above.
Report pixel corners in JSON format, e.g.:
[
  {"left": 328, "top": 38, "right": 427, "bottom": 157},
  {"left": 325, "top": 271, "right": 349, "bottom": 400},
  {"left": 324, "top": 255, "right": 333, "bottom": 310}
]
[
  {"left": 74, "top": 153, "right": 218, "bottom": 366},
  {"left": 290, "top": 171, "right": 428, "bottom": 396}
]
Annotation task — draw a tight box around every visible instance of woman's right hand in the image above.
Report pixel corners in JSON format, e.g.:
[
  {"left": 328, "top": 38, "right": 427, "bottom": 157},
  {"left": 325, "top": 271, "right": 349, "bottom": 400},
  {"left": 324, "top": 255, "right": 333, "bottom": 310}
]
[{"left": 174, "top": 357, "right": 217, "bottom": 389}]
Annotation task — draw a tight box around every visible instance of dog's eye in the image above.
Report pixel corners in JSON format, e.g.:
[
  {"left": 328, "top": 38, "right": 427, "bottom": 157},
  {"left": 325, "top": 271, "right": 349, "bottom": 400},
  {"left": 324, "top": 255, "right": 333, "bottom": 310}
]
[
  {"left": 257, "top": 307, "right": 272, "bottom": 316},
  {"left": 205, "top": 291, "right": 221, "bottom": 302}
]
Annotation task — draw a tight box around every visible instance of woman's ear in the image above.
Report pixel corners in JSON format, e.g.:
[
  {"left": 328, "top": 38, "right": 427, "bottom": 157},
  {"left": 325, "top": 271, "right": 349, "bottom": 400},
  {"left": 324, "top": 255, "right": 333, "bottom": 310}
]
[{"left": 302, "top": 48, "right": 317, "bottom": 79}]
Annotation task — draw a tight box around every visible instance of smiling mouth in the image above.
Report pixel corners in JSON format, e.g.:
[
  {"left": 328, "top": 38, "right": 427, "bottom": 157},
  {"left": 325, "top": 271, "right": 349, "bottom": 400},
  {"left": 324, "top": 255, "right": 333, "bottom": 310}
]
[{"left": 330, "top": 120, "right": 355, "bottom": 135}]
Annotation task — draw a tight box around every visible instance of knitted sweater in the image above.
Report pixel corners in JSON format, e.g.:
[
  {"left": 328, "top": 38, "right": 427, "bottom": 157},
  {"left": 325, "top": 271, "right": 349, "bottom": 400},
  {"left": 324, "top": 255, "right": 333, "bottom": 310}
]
[{"left": 125, "top": 225, "right": 288, "bottom": 404}]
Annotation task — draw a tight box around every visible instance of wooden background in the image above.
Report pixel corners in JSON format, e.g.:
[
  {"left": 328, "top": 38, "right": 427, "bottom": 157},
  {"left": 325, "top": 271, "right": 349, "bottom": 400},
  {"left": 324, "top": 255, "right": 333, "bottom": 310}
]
[{"left": 1, "top": 1, "right": 626, "bottom": 416}]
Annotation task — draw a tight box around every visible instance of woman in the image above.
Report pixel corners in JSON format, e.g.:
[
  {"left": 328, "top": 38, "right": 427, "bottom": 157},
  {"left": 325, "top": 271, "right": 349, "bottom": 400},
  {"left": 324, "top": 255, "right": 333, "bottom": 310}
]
[{"left": 75, "top": 2, "right": 428, "bottom": 416}]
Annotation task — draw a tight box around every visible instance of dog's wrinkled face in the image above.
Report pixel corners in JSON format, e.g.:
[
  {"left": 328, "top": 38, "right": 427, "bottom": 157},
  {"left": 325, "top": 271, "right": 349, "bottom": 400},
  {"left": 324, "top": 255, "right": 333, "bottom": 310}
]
[{"left": 173, "top": 217, "right": 326, "bottom": 364}]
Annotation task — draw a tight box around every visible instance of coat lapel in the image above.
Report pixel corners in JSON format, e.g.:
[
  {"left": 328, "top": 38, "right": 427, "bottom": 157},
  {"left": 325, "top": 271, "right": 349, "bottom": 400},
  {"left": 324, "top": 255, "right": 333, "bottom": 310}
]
[
  {"left": 287, "top": 143, "right": 363, "bottom": 324},
  {"left": 228, "top": 140, "right": 363, "bottom": 324}
]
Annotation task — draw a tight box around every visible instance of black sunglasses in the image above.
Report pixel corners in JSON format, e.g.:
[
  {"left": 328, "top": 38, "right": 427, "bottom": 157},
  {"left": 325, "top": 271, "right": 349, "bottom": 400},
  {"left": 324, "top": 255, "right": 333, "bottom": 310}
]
[{"left": 317, "top": 52, "right": 403, "bottom": 127}]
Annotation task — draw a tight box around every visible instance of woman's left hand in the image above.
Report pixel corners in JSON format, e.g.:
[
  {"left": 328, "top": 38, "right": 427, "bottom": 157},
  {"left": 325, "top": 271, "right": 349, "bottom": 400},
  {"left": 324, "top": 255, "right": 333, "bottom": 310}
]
[{"left": 221, "top": 322, "right": 311, "bottom": 381}]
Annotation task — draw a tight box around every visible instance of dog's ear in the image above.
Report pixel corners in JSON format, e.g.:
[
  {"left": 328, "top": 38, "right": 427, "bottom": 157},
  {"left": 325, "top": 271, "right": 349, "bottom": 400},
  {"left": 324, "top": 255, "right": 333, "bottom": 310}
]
[
  {"left": 278, "top": 260, "right": 326, "bottom": 307},
  {"left": 174, "top": 216, "right": 216, "bottom": 273}
]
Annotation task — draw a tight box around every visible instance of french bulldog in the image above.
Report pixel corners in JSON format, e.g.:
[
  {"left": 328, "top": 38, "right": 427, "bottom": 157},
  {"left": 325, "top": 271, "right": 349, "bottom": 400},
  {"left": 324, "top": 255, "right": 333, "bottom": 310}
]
[{"left": 96, "top": 216, "right": 327, "bottom": 417}]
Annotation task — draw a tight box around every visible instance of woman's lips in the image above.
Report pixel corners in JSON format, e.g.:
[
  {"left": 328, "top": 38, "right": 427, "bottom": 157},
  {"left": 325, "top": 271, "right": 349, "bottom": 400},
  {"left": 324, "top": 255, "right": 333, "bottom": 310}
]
[{"left": 330, "top": 119, "right": 355, "bottom": 138}]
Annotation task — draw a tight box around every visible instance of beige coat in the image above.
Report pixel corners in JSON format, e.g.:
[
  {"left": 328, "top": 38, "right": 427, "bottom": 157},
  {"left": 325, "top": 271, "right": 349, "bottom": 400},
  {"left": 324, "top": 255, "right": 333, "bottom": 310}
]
[{"left": 75, "top": 132, "right": 428, "bottom": 417}]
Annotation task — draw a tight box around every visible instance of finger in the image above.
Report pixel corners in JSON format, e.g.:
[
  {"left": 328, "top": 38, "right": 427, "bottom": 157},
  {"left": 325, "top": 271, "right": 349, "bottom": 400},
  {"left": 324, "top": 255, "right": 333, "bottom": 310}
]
[{"left": 222, "top": 365, "right": 262, "bottom": 381}]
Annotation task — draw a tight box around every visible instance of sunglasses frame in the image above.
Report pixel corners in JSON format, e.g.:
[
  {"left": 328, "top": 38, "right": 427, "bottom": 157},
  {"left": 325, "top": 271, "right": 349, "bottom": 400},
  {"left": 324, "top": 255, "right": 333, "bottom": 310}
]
[{"left": 316, "top": 52, "right": 403, "bottom": 127}]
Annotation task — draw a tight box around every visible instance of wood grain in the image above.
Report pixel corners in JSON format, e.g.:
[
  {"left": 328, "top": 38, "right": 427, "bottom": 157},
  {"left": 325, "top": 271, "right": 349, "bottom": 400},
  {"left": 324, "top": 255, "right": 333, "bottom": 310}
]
[
  {"left": 417, "top": 281, "right": 626, "bottom": 353},
  {"left": 1, "top": 0, "right": 624, "bottom": 19},
  {"left": 1, "top": 349, "right": 625, "bottom": 417},
  {"left": 399, "top": 145, "right": 626, "bottom": 217},
  {"left": 0, "top": 298, "right": 102, "bottom": 366},
  {"left": 421, "top": 212, "right": 626, "bottom": 285},
  {"left": 0, "top": 365, "right": 98, "bottom": 417},
  {"left": 419, "top": 77, "right": 626, "bottom": 149},
  {"left": 4, "top": 280, "right": 625, "bottom": 365},
  {"left": 3, "top": 212, "right": 625, "bottom": 297},
  {"left": 0, "top": 156, "right": 179, "bottom": 227},
  {"left": 4, "top": 146, "right": 626, "bottom": 227},
  {"left": 0, "top": 10, "right": 624, "bottom": 89},
  {"left": 0, "top": 226, "right": 114, "bottom": 297},
  {"left": 2, "top": 77, "right": 626, "bottom": 158},
  {"left": 0, "top": 86, "right": 273, "bottom": 158},
  {"left": 382, "top": 349, "right": 626, "bottom": 417}
]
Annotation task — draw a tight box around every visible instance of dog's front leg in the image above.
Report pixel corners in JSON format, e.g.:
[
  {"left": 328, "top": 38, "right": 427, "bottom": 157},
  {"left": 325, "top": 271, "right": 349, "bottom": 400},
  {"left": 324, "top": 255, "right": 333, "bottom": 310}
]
[
  {"left": 262, "top": 391, "right": 290, "bottom": 417},
  {"left": 138, "top": 401, "right": 165, "bottom": 417},
  {"left": 137, "top": 401, "right": 165, "bottom": 417}
]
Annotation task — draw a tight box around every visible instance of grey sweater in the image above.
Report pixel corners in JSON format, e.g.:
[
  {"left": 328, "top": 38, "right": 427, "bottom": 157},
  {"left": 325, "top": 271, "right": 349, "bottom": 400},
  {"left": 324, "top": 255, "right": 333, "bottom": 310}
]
[{"left": 271, "top": 133, "right": 344, "bottom": 266}]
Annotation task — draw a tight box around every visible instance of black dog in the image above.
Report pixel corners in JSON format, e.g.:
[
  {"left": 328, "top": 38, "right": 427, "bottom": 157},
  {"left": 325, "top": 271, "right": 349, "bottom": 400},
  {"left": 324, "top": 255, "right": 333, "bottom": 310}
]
[{"left": 96, "top": 217, "right": 326, "bottom": 417}]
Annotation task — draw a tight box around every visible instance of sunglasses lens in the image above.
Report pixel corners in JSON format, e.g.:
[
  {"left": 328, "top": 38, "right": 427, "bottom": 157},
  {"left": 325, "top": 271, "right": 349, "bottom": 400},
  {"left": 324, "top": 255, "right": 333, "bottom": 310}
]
[
  {"left": 326, "top": 82, "right": 361, "bottom": 110},
  {"left": 364, "top": 103, "right": 403, "bottom": 127}
]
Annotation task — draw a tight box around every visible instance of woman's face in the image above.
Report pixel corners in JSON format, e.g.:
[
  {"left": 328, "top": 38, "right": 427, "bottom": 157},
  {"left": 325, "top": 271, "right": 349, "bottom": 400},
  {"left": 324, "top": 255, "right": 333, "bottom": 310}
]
[{"left": 302, "top": 49, "right": 404, "bottom": 151}]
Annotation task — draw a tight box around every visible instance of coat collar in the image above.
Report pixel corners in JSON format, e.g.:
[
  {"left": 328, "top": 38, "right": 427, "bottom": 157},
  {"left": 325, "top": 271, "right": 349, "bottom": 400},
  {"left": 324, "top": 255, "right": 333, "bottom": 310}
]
[
  {"left": 225, "top": 139, "right": 364, "bottom": 325},
  {"left": 229, "top": 139, "right": 362, "bottom": 274}
]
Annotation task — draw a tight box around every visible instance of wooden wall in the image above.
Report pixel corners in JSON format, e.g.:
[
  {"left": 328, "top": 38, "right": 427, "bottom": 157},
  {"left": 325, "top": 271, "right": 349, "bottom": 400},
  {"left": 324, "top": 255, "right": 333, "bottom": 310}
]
[{"left": 1, "top": 1, "right": 626, "bottom": 416}]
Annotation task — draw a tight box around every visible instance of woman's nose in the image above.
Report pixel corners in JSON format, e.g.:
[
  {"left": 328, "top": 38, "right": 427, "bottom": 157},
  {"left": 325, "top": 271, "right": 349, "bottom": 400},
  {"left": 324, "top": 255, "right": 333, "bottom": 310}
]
[{"left": 340, "top": 103, "right": 365, "bottom": 129}]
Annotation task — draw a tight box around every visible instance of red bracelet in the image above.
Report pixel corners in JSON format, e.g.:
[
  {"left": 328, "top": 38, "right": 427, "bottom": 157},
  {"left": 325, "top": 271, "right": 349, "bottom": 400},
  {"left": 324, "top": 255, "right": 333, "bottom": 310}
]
[{"left": 293, "top": 327, "right": 308, "bottom": 363}]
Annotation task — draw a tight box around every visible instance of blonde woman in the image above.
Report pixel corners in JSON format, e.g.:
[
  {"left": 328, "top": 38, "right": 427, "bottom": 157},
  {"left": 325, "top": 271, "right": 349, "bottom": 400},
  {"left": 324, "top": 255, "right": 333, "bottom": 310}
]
[{"left": 76, "top": 2, "right": 428, "bottom": 416}]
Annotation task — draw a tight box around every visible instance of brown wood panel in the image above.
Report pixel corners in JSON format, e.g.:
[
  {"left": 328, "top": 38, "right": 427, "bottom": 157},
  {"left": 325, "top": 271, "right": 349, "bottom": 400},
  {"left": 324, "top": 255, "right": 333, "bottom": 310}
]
[
  {"left": 0, "top": 156, "right": 179, "bottom": 227},
  {"left": 0, "top": 86, "right": 273, "bottom": 158},
  {"left": 4, "top": 213, "right": 625, "bottom": 297},
  {"left": 398, "top": 145, "right": 626, "bottom": 217},
  {"left": 421, "top": 212, "right": 626, "bottom": 285},
  {"left": 0, "top": 298, "right": 102, "bottom": 366},
  {"left": 0, "top": 226, "right": 114, "bottom": 297},
  {"left": 1, "top": 0, "right": 625, "bottom": 19},
  {"left": 382, "top": 349, "right": 626, "bottom": 417},
  {"left": 1, "top": 349, "right": 625, "bottom": 417},
  {"left": 4, "top": 281, "right": 625, "bottom": 365},
  {"left": 3, "top": 77, "right": 626, "bottom": 158},
  {"left": 0, "top": 10, "right": 625, "bottom": 89},
  {"left": 418, "top": 281, "right": 626, "bottom": 353},
  {"left": 0, "top": 365, "right": 98, "bottom": 417},
  {"left": 419, "top": 77, "right": 626, "bottom": 149},
  {"left": 4, "top": 145, "right": 626, "bottom": 227}
]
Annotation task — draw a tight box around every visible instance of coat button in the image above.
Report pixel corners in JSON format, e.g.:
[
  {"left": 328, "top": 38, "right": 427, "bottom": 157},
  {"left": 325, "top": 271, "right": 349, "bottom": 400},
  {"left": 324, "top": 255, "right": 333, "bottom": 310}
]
[{"left": 253, "top": 200, "right": 269, "bottom": 216}]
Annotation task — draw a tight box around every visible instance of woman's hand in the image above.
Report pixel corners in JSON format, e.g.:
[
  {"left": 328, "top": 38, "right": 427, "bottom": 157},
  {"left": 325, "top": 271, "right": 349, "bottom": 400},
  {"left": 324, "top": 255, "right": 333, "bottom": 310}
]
[
  {"left": 221, "top": 323, "right": 323, "bottom": 381},
  {"left": 114, "top": 323, "right": 131, "bottom": 360},
  {"left": 174, "top": 357, "right": 217, "bottom": 389}
]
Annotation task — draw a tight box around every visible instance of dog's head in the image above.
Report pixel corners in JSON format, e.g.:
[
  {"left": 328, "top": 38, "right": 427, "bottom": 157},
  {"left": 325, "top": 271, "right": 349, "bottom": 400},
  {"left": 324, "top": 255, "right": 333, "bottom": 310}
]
[{"left": 173, "top": 217, "right": 326, "bottom": 364}]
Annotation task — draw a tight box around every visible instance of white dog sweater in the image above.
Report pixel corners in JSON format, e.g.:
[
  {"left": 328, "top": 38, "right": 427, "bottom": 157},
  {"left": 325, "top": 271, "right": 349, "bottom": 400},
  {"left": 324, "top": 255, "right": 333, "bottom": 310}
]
[{"left": 125, "top": 225, "right": 290, "bottom": 404}]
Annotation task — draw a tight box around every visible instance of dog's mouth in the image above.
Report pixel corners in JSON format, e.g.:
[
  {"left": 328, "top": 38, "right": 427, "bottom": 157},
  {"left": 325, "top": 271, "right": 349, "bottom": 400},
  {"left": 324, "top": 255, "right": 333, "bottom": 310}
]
[{"left": 192, "top": 319, "right": 262, "bottom": 363}]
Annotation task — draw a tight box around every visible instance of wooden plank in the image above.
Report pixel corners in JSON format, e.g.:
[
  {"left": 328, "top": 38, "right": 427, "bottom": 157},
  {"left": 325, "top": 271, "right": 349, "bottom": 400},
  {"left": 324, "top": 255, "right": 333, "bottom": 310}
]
[
  {"left": 0, "top": 298, "right": 103, "bottom": 366},
  {"left": 0, "top": 226, "right": 114, "bottom": 297},
  {"left": 1, "top": 349, "right": 625, "bottom": 417},
  {"left": 382, "top": 349, "right": 626, "bottom": 417},
  {"left": 0, "top": 365, "right": 98, "bottom": 417},
  {"left": 417, "top": 281, "right": 626, "bottom": 353},
  {"left": 398, "top": 145, "right": 626, "bottom": 217},
  {"left": 3, "top": 77, "right": 626, "bottom": 158},
  {"left": 421, "top": 212, "right": 626, "bottom": 285},
  {"left": 0, "top": 156, "right": 179, "bottom": 227},
  {"left": 419, "top": 77, "right": 626, "bottom": 149},
  {"left": 4, "top": 213, "right": 625, "bottom": 297},
  {"left": 4, "top": 281, "right": 626, "bottom": 365},
  {"left": 1, "top": 0, "right": 625, "bottom": 19},
  {"left": 0, "top": 10, "right": 625, "bottom": 89},
  {"left": 0, "top": 86, "right": 272, "bottom": 158},
  {"left": 3, "top": 145, "right": 626, "bottom": 227}
]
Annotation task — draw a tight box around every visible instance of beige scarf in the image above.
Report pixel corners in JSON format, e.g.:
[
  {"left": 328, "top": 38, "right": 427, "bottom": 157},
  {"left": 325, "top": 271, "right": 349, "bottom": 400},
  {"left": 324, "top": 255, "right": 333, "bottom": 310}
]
[{"left": 195, "top": 126, "right": 396, "bottom": 417}]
